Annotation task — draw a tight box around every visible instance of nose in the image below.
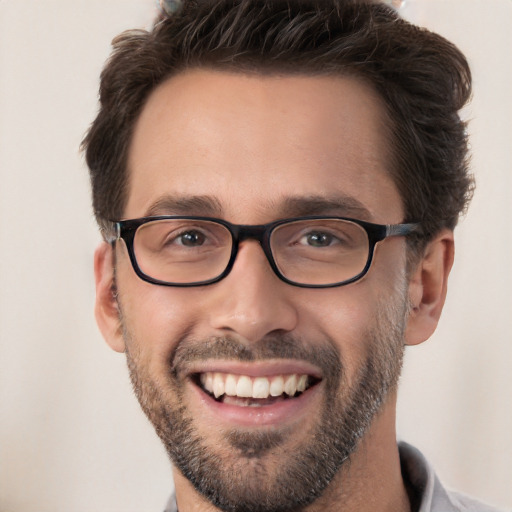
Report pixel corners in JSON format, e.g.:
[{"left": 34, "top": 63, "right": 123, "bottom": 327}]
[{"left": 207, "top": 241, "right": 299, "bottom": 343}]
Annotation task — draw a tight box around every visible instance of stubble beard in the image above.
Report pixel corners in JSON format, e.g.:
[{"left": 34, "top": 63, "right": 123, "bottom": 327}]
[{"left": 120, "top": 286, "right": 408, "bottom": 512}]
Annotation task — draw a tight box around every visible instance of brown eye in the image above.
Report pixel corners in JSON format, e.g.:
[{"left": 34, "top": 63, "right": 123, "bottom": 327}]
[
  {"left": 304, "top": 232, "right": 334, "bottom": 247},
  {"left": 177, "top": 230, "right": 206, "bottom": 246}
]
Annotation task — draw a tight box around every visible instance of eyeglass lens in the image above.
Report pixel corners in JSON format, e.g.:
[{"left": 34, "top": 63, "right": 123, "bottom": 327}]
[
  {"left": 271, "top": 219, "right": 369, "bottom": 285},
  {"left": 134, "top": 219, "right": 232, "bottom": 284}
]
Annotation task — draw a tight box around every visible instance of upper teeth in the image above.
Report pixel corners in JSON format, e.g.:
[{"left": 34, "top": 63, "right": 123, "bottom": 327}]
[{"left": 199, "top": 372, "right": 310, "bottom": 399}]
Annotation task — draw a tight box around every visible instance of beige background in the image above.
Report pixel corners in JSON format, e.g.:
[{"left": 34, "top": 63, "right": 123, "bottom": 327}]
[{"left": 0, "top": 1, "right": 510, "bottom": 511}]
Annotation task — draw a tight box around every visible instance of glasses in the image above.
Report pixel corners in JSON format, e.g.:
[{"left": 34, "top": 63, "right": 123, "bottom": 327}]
[{"left": 109, "top": 216, "right": 420, "bottom": 288}]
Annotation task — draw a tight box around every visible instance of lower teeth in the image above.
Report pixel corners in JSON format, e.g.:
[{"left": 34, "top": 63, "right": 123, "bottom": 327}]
[{"left": 219, "top": 392, "right": 300, "bottom": 406}]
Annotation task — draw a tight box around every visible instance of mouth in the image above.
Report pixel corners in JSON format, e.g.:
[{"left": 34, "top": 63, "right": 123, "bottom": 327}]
[{"left": 194, "top": 371, "right": 321, "bottom": 407}]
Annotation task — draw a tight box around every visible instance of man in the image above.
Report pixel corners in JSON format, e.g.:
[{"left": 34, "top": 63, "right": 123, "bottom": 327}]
[{"left": 82, "top": 1, "right": 503, "bottom": 511}]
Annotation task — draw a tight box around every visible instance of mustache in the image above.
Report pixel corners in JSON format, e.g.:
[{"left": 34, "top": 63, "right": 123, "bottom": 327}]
[{"left": 169, "top": 333, "right": 342, "bottom": 382}]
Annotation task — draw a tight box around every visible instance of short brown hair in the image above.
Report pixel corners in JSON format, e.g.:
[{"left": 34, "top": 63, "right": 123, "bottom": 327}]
[{"left": 82, "top": 0, "right": 473, "bottom": 247}]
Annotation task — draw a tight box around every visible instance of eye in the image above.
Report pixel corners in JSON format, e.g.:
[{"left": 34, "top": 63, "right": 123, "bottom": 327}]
[
  {"left": 176, "top": 230, "right": 206, "bottom": 247},
  {"left": 300, "top": 231, "right": 337, "bottom": 247}
]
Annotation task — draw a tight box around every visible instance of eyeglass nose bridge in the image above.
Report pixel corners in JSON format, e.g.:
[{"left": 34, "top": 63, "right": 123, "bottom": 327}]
[
  {"left": 235, "top": 224, "right": 268, "bottom": 242},
  {"left": 228, "top": 223, "right": 278, "bottom": 275}
]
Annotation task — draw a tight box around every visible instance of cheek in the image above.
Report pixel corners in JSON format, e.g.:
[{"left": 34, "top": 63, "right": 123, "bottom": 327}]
[
  {"left": 298, "top": 262, "right": 405, "bottom": 377},
  {"left": 295, "top": 285, "right": 381, "bottom": 364},
  {"left": 116, "top": 254, "right": 204, "bottom": 362}
]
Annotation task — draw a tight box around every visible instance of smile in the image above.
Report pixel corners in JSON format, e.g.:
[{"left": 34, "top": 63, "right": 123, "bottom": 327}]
[
  {"left": 197, "top": 372, "right": 319, "bottom": 406},
  {"left": 185, "top": 361, "right": 324, "bottom": 426}
]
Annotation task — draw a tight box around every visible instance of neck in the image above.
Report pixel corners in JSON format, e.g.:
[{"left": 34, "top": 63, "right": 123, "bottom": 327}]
[
  {"left": 302, "top": 397, "right": 411, "bottom": 512},
  {"left": 173, "top": 396, "right": 410, "bottom": 512}
]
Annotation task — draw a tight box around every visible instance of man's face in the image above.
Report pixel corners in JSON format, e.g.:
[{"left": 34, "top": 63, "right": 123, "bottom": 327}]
[{"left": 111, "top": 70, "right": 412, "bottom": 511}]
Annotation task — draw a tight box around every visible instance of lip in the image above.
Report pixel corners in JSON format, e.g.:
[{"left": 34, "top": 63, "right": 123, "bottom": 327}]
[{"left": 185, "top": 360, "right": 324, "bottom": 428}]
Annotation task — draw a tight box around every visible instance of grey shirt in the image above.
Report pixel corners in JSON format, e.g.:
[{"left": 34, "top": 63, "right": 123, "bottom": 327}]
[
  {"left": 398, "top": 442, "right": 506, "bottom": 512},
  {"left": 163, "top": 442, "right": 507, "bottom": 512}
]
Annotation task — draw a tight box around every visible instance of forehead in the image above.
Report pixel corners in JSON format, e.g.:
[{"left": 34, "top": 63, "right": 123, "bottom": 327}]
[{"left": 125, "top": 69, "right": 403, "bottom": 223}]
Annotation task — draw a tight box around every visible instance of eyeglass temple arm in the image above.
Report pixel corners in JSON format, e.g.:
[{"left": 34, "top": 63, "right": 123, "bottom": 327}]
[
  {"left": 103, "top": 222, "right": 121, "bottom": 244},
  {"left": 385, "top": 222, "right": 421, "bottom": 237}
]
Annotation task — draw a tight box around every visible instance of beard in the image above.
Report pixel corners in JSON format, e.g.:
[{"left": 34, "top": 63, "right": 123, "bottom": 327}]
[{"left": 119, "top": 285, "right": 408, "bottom": 512}]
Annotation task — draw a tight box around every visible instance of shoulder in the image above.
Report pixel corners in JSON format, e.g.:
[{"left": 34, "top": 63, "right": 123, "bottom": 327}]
[
  {"left": 442, "top": 490, "right": 510, "bottom": 512},
  {"left": 398, "top": 441, "right": 509, "bottom": 512}
]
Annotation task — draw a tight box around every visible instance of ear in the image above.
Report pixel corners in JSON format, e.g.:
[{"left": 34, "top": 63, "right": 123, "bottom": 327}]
[
  {"left": 94, "top": 242, "right": 126, "bottom": 353},
  {"left": 405, "top": 229, "right": 454, "bottom": 346}
]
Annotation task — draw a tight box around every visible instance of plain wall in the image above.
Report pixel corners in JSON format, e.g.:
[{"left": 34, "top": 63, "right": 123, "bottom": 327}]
[{"left": 0, "top": 1, "right": 510, "bottom": 511}]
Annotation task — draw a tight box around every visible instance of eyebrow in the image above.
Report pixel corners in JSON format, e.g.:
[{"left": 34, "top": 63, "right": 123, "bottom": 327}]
[
  {"left": 144, "top": 195, "right": 223, "bottom": 217},
  {"left": 279, "top": 195, "right": 373, "bottom": 220},
  {"left": 142, "top": 193, "right": 372, "bottom": 221}
]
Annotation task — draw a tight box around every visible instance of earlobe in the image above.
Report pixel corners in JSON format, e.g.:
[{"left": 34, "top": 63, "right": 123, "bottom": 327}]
[
  {"left": 94, "top": 242, "right": 126, "bottom": 353},
  {"left": 405, "top": 230, "right": 454, "bottom": 346}
]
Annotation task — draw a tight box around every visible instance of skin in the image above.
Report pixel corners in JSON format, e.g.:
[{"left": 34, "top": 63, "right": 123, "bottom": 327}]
[{"left": 94, "top": 70, "right": 454, "bottom": 512}]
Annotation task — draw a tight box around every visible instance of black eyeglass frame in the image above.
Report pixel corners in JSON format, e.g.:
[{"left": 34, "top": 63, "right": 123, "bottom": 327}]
[{"left": 109, "top": 215, "right": 420, "bottom": 288}]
